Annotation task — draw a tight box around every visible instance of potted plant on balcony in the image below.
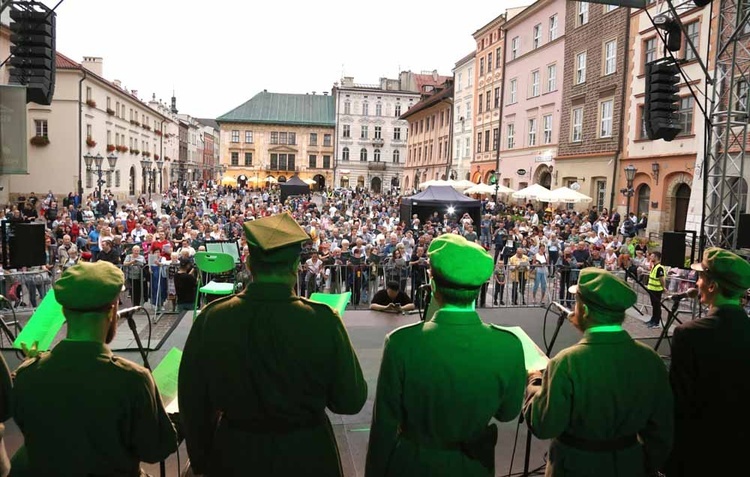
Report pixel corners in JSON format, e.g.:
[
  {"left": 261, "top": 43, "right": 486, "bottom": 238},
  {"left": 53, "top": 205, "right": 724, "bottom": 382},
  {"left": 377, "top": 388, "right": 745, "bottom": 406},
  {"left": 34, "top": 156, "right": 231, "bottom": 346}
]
[
  {"left": 143, "top": 124, "right": 151, "bottom": 131},
  {"left": 131, "top": 149, "right": 140, "bottom": 155},
  {"left": 164, "top": 156, "right": 171, "bottom": 162},
  {"left": 116, "top": 145, "right": 128, "bottom": 153},
  {"left": 86, "top": 99, "right": 97, "bottom": 108},
  {"left": 142, "top": 151, "right": 151, "bottom": 158},
  {"left": 106, "top": 108, "right": 115, "bottom": 115},
  {"left": 86, "top": 138, "right": 97, "bottom": 148},
  {"left": 106, "top": 144, "right": 116, "bottom": 153},
  {"left": 29, "top": 135, "right": 50, "bottom": 146},
  {"left": 155, "top": 130, "right": 163, "bottom": 136},
  {"left": 154, "top": 154, "right": 160, "bottom": 160},
  {"left": 130, "top": 120, "right": 141, "bottom": 127}
]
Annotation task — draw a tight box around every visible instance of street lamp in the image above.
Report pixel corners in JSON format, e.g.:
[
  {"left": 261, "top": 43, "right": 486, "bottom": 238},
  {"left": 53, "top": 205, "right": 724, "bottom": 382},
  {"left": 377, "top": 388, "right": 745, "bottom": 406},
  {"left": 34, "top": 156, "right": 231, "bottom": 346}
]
[
  {"left": 84, "top": 152, "right": 117, "bottom": 201},
  {"left": 140, "top": 158, "right": 154, "bottom": 201},
  {"left": 155, "top": 157, "right": 164, "bottom": 194},
  {"left": 620, "top": 164, "right": 637, "bottom": 217}
]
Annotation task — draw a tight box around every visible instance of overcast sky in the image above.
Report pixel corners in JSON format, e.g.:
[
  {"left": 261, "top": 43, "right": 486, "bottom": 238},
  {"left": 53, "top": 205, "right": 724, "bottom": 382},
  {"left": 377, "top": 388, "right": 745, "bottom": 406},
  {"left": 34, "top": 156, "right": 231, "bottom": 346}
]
[{"left": 48, "top": 0, "right": 530, "bottom": 119}]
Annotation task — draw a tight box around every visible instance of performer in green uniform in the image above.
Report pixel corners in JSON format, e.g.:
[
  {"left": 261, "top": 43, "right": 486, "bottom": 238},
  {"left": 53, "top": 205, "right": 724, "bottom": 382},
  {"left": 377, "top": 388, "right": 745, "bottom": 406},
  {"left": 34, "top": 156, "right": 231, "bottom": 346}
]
[
  {"left": 524, "top": 268, "right": 673, "bottom": 477},
  {"left": 365, "top": 233, "right": 526, "bottom": 477},
  {"left": 11, "top": 261, "right": 177, "bottom": 476},
  {"left": 179, "top": 212, "right": 367, "bottom": 477},
  {"left": 667, "top": 248, "right": 750, "bottom": 477}
]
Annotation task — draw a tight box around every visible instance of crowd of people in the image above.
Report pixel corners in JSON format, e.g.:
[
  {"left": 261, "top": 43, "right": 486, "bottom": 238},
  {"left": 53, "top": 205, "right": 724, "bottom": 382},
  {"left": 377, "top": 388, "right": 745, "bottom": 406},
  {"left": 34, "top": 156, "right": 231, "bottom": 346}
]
[
  {"left": 0, "top": 182, "right": 747, "bottom": 477},
  {"left": 1, "top": 182, "right": 674, "bottom": 325}
]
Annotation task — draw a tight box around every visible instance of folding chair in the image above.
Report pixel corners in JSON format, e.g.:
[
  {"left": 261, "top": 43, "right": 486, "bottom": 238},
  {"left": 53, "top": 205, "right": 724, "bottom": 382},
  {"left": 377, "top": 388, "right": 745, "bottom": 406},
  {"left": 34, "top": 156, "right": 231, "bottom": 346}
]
[{"left": 193, "top": 251, "right": 237, "bottom": 319}]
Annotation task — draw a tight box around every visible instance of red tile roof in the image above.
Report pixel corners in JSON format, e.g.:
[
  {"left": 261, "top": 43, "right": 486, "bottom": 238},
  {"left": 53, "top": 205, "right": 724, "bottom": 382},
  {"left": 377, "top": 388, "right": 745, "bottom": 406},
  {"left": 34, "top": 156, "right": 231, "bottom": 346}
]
[
  {"left": 400, "top": 82, "right": 454, "bottom": 120},
  {"left": 55, "top": 52, "right": 81, "bottom": 69},
  {"left": 414, "top": 73, "right": 452, "bottom": 93}
]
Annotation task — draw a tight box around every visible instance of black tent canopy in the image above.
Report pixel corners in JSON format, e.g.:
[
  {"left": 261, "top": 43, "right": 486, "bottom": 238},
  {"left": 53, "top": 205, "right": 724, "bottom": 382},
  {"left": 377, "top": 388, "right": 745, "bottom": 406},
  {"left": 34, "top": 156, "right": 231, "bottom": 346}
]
[
  {"left": 400, "top": 186, "right": 481, "bottom": 229},
  {"left": 280, "top": 175, "right": 311, "bottom": 201}
]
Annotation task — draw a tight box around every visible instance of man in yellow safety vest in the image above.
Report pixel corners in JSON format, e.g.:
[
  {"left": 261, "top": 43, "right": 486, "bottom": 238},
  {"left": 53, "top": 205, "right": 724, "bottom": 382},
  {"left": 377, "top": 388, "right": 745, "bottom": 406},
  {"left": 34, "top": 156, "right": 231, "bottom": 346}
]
[{"left": 646, "top": 251, "right": 666, "bottom": 328}]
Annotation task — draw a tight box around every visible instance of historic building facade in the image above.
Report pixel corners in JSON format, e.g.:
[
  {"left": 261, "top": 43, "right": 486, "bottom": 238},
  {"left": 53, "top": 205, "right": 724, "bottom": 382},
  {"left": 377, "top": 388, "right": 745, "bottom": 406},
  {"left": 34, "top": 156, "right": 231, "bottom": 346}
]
[
  {"left": 619, "top": 3, "right": 712, "bottom": 235},
  {"left": 402, "top": 81, "right": 454, "bottom": 192},
  {"left": 333, "top": 71, "right": 447, "bottom": 193},
  {"left": 216, "top": 90, "right": 335, "bottom": 188},
  {"left": 452, "top": 52, "right": 476, "bottom": 182},
  {"left": 555, "top": 2, "right": 630, "bottom": 212},
  {"left": 499, "top": 0, "right": 566, "bottom": 192}
]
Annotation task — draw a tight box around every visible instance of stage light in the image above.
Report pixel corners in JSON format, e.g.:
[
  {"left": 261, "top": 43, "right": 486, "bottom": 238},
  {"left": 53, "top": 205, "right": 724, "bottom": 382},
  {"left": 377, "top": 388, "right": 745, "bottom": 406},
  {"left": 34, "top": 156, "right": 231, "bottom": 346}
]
[{"left": 447, "top": 207, "right": 455, "bottom": 215}]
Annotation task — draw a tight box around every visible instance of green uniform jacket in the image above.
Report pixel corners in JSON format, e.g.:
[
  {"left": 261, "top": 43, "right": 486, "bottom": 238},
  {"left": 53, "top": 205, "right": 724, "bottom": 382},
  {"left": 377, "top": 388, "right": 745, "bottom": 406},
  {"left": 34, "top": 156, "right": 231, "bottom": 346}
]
[
  {"left": 178, "top": 282, "right": 367, "bottom": 476},
  {"left": 524, "top": 330, "right": 673, "bottom": 477},
  {"left": 365, "top": 309, "right": 526, "bottom": 477},
  {"left": 11, "top": 340, "right": 177, "bottom": 476}
]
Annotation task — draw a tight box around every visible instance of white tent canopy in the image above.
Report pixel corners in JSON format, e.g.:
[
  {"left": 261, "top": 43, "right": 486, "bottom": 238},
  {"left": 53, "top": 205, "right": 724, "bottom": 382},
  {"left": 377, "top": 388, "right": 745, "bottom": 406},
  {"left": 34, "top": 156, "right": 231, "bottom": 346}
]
[
  {"left": 512, "top": 183, "right": 551, "bottom": 201},
  {"left": 543, "top": 186, "right": 593, "bottom": 204},
  {"left": 451, "top": 179, "right": 478, "bottom": 191},
  {"left": 464, "top": 182, "right": 515, "bottom": 195}
]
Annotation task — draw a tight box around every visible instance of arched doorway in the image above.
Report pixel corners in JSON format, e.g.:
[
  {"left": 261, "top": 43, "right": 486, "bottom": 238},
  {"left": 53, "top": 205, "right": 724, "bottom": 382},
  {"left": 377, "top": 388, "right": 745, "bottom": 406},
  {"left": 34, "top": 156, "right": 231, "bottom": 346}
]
[
  {"left": 129, "top": 166, "right": 136, "bottom": 196},
  {"left": 465, "top": 172, "right": 471, "bottom": 181},
  {"left": 278, "top": 175, "right": 287, "bottom": 183},
  {"left": 371, "top": 176, "right": 382, "bottom": 193},
  {"left": 357, "top": 175, "right": 365, "bottom": 189},
  {"left": 636, "top": 184, "right": 651, "bottom": 218},
  {"left": 340, "top": 175, "right": 350, "bottom": 188},
  {"left": 162, "top": 167, "right": 168, "bottom": 192},
  {"left": 535, "top": 165, "right": 552, "bottom": 189},
  {"left": 673, "top": 183, "right": 691, "bottom": 231},
  {"left": 237, "top": 174, "right": 248, "bottom": 189},
  {"left": 404, "top": 176, "right": 410, "bottom": 191},
  {"left": 391, "top": 176, "right": 399, "bottom": 191},
  {"left": 414, "top": 173, "right": 420, "bottom": 192},
  {"left": 484, "top": 170, "right": 495, "bottom": 184},
  {"left": 313, "top": 174, "right": 325, "bottom": 191},
  {"left": 472, "top": 171, "right": 481, "bottom": 183}
]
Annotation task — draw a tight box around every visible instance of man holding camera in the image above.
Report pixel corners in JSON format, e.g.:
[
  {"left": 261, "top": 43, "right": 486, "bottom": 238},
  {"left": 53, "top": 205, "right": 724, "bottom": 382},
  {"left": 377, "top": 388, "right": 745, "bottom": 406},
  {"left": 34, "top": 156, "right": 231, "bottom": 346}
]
[{"left": 369, "top": 281, "right": 415, "bottom": 314}]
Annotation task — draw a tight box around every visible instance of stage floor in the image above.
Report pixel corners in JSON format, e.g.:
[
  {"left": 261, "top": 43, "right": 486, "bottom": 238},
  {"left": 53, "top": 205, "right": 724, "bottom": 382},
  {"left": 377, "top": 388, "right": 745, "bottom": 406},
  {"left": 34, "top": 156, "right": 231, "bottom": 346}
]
[{"left": 0, "top": 306, "right": 677, "bottom": 476}]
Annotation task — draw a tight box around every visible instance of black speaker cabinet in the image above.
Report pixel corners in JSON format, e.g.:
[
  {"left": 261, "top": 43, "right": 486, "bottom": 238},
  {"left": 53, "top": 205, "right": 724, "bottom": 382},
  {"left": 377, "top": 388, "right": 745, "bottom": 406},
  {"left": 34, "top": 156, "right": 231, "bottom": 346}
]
[
  {"left": 8, "top": 223, "right": 46, "bottom": 269},
  {"left": 662, "top": 231, "right": 687, "bottom": 268},
  {"left": 738, "top": 214, "right": 750, "bottom": 248}
]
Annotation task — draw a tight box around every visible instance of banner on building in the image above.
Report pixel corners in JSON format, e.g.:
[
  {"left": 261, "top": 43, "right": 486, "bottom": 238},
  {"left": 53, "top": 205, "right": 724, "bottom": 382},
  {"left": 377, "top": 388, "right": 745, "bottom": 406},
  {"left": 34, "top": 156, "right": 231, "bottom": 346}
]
[{"left": 0, "top": 85, "right": 28, "bottom": 175}]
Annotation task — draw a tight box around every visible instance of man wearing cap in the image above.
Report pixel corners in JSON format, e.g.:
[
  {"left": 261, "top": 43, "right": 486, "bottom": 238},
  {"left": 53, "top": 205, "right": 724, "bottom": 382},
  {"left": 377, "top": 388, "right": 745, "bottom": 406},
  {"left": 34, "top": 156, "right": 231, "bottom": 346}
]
[
  {"left": 666, "top": 248, "right": 750, "bottom": 477},
  {"left": 11, "top": 261, "right": 177, "bottom": 476},
  {"left": 179, "top": 212, "right": 367, "bottom": 477},
  {"left": 524, "top": 268, "right": 673, "bottom": 477},
  {"left": 365, "top": 234, "right": 526, "bottom": 477}
]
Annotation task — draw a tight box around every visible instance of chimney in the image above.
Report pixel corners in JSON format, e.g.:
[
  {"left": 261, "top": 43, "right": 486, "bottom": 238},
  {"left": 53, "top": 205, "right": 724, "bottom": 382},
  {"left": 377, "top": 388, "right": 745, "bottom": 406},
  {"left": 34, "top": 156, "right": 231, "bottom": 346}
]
[
  {"left": 171, "top": 94, "right": 178, "bottom": 114},
  {"left": 131, "top": 90, "right": 138, "bottom": 98},
  {"left": 323, "top": 91, "right": 328, "bottom": 96},
  {"left": 113, "top": 79, "right": 122, "bottom": 88},
  {"left": 81, "top": 56, "right": 103, "bottom": 76}
]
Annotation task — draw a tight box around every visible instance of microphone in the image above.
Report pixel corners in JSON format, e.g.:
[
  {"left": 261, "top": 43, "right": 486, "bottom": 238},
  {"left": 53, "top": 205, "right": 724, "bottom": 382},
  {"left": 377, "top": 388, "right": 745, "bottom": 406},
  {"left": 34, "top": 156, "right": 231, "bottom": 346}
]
[
  {"left": 117, "top": 306, "right": 143, "bottom": 318},
  {"left": 550, "top": 301, "right": 573, "bottom": 319},
  {"left": 670, "top": 288, "right": 698, "bottom": 301}
]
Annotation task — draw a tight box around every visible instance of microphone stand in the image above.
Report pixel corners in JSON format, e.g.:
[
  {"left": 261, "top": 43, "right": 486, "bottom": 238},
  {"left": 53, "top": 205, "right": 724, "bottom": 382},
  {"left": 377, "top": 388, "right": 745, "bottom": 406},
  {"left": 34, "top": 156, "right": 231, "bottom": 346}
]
[
  {"left": 654, "top": 297, "right": 685, "bottom": 353},
  {"left": 122, "top": 307, "right": 165, "bottom": 477},
  {"left": 521, "top": 302, "right": 568, "bottom": 477}
]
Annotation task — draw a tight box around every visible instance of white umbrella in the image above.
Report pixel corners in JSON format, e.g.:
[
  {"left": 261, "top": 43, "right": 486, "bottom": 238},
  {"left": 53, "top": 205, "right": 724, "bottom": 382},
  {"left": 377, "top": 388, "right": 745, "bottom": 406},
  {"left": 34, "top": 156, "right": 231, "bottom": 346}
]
[
  {"left": 220, "top": 176, "right": 236, "bottom": 185},
  {"left": 465, "top": 183, "right": 516, "bottom": 195},
  {"left": 419, "top": 179, "right": 450, "bottom": 190},
  {"left": 545, "top": 186, "right": 593, "bottom": 204},
  {"left": 303, "top": 178, "right": 317, "bottom": 185},
  {"left": 453, "top": 179, "right": 478, "bottom": 190},
  {"left": 265, "top": 176, "right": 278, "bottom": 184},
  {"left": 512, "top": 183, "right": 551, "bottom": 201}
]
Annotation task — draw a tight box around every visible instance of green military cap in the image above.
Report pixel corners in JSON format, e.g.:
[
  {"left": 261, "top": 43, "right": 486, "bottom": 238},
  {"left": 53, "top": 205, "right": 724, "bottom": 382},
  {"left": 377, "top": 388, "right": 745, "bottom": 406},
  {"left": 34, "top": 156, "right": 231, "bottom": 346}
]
[
  {"left": 53, "top": 261, "right": 124, "bottom": 311},
  {"left": 569, "top": 268, "right": 636, "bottom": 315},
  {"left": 243, "top": 212, "right": 310, "bottom": 264},
  {"left": 691, "top": 247, "right": 750, "bottom": 292},
  {"left": 427, "top": 233, "right": 494, "bottom": 289}
]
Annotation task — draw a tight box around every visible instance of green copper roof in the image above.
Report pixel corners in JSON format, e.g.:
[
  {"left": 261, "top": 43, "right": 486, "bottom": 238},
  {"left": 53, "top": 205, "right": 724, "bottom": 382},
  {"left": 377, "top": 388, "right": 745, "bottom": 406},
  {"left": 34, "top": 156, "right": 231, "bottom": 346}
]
[{"left": 217, "top": 91, "right": 335, "bottom": 127}]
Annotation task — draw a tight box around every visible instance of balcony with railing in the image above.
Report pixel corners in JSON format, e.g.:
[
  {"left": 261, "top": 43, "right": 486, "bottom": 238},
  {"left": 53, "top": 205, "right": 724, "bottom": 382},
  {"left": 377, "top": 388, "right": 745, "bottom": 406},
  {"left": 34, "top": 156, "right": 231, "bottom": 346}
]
[
  {"left": 372, "top": 138, "right": 385, "bottom": 147},
  {"left": 368, "top": 162, "right": 386, "bottom": 171}
]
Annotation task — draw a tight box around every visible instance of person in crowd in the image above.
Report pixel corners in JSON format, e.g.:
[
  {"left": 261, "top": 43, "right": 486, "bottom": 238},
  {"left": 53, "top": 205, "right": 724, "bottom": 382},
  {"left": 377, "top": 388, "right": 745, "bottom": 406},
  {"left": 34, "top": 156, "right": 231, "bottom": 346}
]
[
  {"left": 635, "top": 213, "right": 648, "bottom": 234},
  {"left": 524, "top": 268, "right": 673, "bottom": 477},
  {"left": 646, "top": 251, "right": 666, "bottom": 329},
  {"left": 531, "top": 243, "right": 549, "bottom": 305},
  {"left": 304, "top": 250, "right": 324, "bottom": 297},
  {"left": 173, "top": 257, "right": 198, "bottom": 312},
  {"left": 179, "top": 212, "right": 366, "bottom": 476},
  {"left": 666, "top": 248, "right": 750, "bottom": 477},
  {"left": 509, "top": 247, "right": 530, "bottom": 305},
  {"left": 409, "top": 246, "right": 429, "bottom": 307},
  {"left": 369, "top": 280, "right": 415, "bottom": 313},
  {"left": 493, "top": 258, "right": 506, "bottom": 306},
  {"left": 95, "top": 237, "right": 120, "bottom": 265},
  {"left": 122, "top": 245, "right": 146, "bottom": 307},
  {"left": 366, "top": 233, "right": 526, "bottom": 477},
  {"left": 11, "top": 261, "right": 177, "bottom": 475}
]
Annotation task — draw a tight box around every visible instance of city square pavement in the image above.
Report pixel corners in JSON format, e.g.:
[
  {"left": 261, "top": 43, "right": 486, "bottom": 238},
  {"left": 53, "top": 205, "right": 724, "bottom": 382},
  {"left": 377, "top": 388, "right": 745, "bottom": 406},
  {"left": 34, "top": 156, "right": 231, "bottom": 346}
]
[{"left": 0, "top": 304, "right": 675, "bottom": 476}]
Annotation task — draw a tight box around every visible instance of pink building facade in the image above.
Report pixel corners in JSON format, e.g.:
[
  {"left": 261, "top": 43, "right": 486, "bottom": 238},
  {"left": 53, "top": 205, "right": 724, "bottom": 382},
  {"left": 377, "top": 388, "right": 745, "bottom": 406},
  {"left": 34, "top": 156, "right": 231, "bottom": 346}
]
[{"left": 499, "top": 0, "right": 566, "bottom": 191}]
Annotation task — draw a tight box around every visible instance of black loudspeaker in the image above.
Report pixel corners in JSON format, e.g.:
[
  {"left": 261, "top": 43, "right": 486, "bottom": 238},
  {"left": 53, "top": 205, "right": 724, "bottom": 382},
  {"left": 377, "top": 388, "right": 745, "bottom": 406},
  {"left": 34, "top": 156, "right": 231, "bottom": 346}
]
[
  {"left": 8, "top": 223, "right": 46, "bottom": 269},
  {"left": 738, "top": 214, "right": 750, "bottom": 248},
  {"left": 662, "top": 231, "right": 687, "bottom": 268}
]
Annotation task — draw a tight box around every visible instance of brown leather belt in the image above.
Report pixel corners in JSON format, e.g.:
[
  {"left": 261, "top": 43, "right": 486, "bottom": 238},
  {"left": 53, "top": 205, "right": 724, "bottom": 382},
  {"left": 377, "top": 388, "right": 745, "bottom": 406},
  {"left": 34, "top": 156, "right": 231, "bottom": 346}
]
[{"left": 557, "top": 432, "right": 639, "bottom": 452}]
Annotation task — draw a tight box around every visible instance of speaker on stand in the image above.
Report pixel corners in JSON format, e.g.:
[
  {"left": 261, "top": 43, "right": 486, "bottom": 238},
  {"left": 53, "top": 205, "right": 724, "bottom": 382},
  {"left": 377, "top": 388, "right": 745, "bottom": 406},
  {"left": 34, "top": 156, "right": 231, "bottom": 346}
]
[{"left": 661, "top": 232, "right": 687, "bottom": 268}]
